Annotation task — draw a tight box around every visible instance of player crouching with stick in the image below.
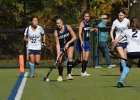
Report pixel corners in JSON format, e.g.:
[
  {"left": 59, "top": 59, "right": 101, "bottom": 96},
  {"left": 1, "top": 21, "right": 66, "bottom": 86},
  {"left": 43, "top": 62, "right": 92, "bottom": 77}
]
[
  {"left": 23, "top": 16, "right": 46, "bottom": 78},
  {"left": 111, "top": 18, "right": 140, "bottom": 88},
  {"left": 54, "top": 16, "right": 77, "bottom": 82}
]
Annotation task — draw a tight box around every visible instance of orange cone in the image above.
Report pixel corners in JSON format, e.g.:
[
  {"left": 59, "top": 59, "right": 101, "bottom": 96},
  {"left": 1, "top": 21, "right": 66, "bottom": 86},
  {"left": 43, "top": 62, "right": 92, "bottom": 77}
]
[{"left": 19, "top": 55, "right": 25, "bottom": 72}]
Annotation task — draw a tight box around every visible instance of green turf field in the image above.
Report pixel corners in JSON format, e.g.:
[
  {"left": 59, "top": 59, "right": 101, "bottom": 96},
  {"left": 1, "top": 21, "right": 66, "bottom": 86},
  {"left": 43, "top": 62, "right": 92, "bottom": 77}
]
[
  {"left": 1, "top": 67, "right": 140, "bottom": 100},
  {"left": 0, "top": 69, "right": 19, "bottom": 99}
]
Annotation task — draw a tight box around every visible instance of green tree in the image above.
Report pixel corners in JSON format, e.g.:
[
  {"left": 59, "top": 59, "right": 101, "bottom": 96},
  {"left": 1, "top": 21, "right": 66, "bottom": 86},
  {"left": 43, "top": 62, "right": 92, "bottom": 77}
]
[{"left": 0, "top": 0, "right": 24, "bottom": 28}]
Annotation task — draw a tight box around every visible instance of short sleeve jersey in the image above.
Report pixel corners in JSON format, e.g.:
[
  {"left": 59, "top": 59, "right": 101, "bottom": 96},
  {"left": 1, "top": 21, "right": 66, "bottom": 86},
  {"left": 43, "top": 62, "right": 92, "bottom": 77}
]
[
  {"left": 111, "top": 18, "right": 130, "bottom": 43},
  {"left": 122, "top": 29, "right": 140, "bottom": 52},
  {"left": 24, "top": 25, "right": 44, "bottom": 50}
]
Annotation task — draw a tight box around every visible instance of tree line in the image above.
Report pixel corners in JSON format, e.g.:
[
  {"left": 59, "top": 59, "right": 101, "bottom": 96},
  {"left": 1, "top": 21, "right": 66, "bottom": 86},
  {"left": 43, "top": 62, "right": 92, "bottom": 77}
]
[{"left": 0, "top": 0, "right": 128, "bottom": 60}]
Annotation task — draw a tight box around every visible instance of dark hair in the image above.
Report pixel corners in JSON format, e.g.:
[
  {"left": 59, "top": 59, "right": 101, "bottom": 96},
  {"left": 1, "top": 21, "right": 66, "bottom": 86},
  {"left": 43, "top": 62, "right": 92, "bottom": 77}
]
[
  {"left": 31, "top": 16, "right": 39, "bottom": 21},
  {"left": 54, "top": 16, "right": 65, "bottom": 23},
  {"left": 82, "top": 10, "right": 90, "bottom": 19},
  {"left": 130, "top": 18, "right": 139, "bottom": 30},
  {"left": 117, "top": 9, "right": 126, "bottom": 15}
]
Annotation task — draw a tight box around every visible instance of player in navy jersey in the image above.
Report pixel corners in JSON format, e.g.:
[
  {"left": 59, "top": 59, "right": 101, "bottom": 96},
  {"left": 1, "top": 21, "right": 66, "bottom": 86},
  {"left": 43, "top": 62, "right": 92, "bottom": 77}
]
[
  {"left": 73, "top": 10, "right": 97, "bottom": 76},
  {"left": 23, "top": 16, "right": 46, "bottom": 77},
  {"left": 54, "top": 16, "right": 77, "bottom": 81},
  {"left": 112, "top": 18, "right": 140, "bottom": 88}
]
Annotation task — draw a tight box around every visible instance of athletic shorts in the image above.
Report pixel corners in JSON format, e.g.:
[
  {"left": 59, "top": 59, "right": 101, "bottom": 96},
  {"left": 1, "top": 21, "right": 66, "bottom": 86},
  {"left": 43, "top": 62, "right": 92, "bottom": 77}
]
[
  {"left": 127, "top": 52, "right": 140, "bottom": 59},
  {"left": 60, "top": 42, "right": 74, "bottom": 51},
  {"left": 116, "top": 42, "right": 127, "bottom": 49},
  {"left": 28, "top": 49, "right": 41, "bottom": 55},
  {"left": 76, "top": 40, "right": 90, "bottom": 52}
]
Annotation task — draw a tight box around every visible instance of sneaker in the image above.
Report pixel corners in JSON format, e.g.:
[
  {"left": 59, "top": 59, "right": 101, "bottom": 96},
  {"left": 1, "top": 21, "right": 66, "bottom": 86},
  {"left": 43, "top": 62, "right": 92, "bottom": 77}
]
[
  {"left": 95, "top": 66, "right": 98, "bottom": 68},
  {"left": 117, "top": 82, "right": 124, "bottom": 88},
  {"left": 97, "top": 66, "right": 102, "bottom": 68},
  {"left": 108, "top": 64, "right": 116, "bottom": 68},
  {"left": 57, "top": 76, "right": 63, "bottom": 82},
  {"left": 30, "top": 75, "right": 35, "bottom": 78},
  {"left": 67, "top": 74, "right": 74, "bottom": 80},
  {"left": 81, "top": 71, "right": 91, "bottom": 76},
  {"left": 95, "top": 66, "right": 102, "bottom": 69}
]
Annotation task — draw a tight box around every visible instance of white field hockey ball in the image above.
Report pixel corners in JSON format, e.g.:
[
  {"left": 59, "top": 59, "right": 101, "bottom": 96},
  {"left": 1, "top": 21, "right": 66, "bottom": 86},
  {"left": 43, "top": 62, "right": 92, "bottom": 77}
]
[{"left": 46, "top": 78, "right": 50, "bottom": 82}]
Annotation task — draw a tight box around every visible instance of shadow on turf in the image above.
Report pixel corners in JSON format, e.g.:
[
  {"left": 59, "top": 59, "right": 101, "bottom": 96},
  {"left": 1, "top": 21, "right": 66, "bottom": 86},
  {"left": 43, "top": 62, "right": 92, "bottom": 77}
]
[
  {"left": 100, "top": 75, "right": 121, "bottom": 76},
  {"left": 72, "top": 74, "right": 81, "bottom": 76},
  {"left": 112, "top": 86, "right": 134, "bottom": 88},
  {"left": 0, "top": 66, "right": 18, "bottom": 69},
  {"left": 43, "top": 79, "right": 72, "bottom": 83}
]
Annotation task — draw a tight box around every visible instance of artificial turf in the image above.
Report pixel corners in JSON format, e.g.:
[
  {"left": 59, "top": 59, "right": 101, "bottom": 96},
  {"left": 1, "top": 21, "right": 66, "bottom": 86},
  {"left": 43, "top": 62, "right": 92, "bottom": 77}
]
[
  {"left": 20, "top": 67, "right": 140, "bottom": 100},
  {"left": 0, "top": 69, "right": 19, "bottom": 99}
]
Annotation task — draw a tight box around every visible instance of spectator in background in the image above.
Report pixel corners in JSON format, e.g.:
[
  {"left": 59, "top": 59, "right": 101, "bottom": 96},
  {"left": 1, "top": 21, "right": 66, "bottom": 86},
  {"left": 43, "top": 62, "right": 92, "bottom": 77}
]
[{"left": 94, "top": 15, "right": 116, "bottom": 68}]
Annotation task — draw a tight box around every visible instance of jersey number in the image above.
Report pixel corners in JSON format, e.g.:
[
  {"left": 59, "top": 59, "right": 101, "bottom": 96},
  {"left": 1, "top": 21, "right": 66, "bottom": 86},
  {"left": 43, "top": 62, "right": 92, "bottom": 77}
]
[
  {"left": 132, "top": 31, "right": 138, "bottom": 38},
  {"left": 31, "top": 38, "right": 37, "bottom": 43}
]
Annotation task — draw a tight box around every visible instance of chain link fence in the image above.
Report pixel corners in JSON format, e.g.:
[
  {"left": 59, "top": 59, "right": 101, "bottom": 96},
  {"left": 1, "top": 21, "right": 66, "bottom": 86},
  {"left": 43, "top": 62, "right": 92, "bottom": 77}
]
[{"left": 0, "top": 28, "right": 120, "bottom": 68}]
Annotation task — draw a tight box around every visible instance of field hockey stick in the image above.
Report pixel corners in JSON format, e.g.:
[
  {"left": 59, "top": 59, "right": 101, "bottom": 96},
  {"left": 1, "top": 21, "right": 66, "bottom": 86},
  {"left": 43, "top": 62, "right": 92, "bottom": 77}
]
[
  {"left": 44, "top": 49, "right": 67, "bottom": 81},
  {"left": 110, "top": 41, "right": 127, "bottom": 60},
  {"left": 54, "top": 50, "right": 67, "bottom": 68}
]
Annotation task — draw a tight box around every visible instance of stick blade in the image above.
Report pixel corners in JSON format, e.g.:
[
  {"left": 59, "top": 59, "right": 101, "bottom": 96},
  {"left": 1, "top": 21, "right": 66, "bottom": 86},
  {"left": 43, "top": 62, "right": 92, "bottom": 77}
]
[
  {"left": 110, "top": 51, "right": 120, "bottom": 58},
  {"left": 44, "top": 77, "right": 47, "bottom": 81}
]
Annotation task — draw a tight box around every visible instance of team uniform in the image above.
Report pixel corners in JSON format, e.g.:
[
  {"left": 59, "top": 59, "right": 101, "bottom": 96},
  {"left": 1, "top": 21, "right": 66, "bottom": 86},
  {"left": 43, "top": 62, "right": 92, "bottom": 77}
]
[
  {"left": 56, "top": 24, "right": 74, "bottom": 79},
  {"left": 56, "top": 24, "right": 74, "bottom": 51},
  {"left": 76, "top": 20, "right": 91, "bottom": 52},
  {"left": 111, "top": 18, "right": 130, "bottom": 48},
  {"left": 122, "top": 29, "right": 140, "bottom": 59},
  {"left": 24, "top": 25, "right": 44, "bottom": 76},
  {"left": 24, "top": 25, "right": 45, "bottom": 54},
  {"left": 75, "top": 20, "right": 91, "bottom": 76},
  {"left": 117, "top": 29, "right": 140, "bottom": 87}
]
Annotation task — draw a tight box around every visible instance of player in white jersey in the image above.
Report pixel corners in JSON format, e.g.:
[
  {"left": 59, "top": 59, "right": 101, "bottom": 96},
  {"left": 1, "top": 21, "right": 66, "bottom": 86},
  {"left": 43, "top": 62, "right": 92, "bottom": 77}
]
[
  {"left": 112, "top": 18, "right": 140, "bottom": 88},
  {"left": 23, "top": 16, "right": 46, "bottom": 77},
  {"left": 110, "top": 10, "right": 130, "bottom": 73}
]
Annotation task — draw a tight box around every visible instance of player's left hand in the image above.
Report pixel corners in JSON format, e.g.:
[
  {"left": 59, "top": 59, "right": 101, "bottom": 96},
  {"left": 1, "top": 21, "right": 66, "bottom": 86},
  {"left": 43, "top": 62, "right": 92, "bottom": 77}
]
[
  {"left": 42, "top": 42, "right": 46, "bottom": 47},
  {"left": 94, "top": 28, "right": 98, "bottom": 32},
  {"left": 91, "top": 28, "right": 98, "bottom": 32}
]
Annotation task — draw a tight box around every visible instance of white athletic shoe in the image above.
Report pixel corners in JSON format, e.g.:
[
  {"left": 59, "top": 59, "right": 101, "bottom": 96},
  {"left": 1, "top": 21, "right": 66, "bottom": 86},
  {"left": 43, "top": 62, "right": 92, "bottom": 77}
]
[
  {"left": 108, "top": 64, "right": 116, "bottom": 68},
  {"left": 95, "top": 66, "right": 102, "bottom": 69},
  {"left": 57, "top": 76, "right": 63, "bottom": 82},
  {"left": 81, "top": 71, "right": 91, "bottom": 76},
  {"left": 67, "top": 74, "right": 74, "bottom": 80},
  {"left": 30, "top": 75, "right": 35, "bottom": 78}
]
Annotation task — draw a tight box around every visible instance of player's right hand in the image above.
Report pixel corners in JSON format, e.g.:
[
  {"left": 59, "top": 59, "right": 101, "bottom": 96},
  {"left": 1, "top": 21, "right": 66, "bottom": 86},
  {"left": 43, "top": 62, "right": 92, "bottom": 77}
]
[
  {"left": 57, "top": 54, "right": 60, "bottom": 60},
  {"left": 24, "top": 38, "right": 28, "bottom": 43},
  {"left": 111, "top": 39, "right": 115, "bottom": 43}
]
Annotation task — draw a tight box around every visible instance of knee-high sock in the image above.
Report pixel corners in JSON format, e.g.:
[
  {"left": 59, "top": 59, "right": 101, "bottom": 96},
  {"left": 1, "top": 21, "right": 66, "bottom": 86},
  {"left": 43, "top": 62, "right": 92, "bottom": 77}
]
[
  {"left": 82, "top": 60, "right": 88, "bottom": 73},
  {"left": 29, "top": 62, "right": 35, "bottom": 75},
  {"left": 120, "top": 62, "right": 123, "bottom": 73},
  {"left": 119, "top": 60, "right": 130, "bottom": 84},
  {"left": 58, "top": 67, "right": 63, "bottom": 76},
  {"left": 67, "top": 61, "right": 73, "bottom": 74}
]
